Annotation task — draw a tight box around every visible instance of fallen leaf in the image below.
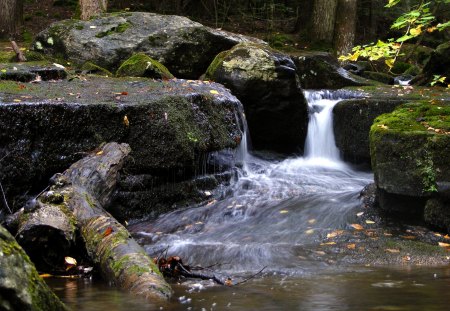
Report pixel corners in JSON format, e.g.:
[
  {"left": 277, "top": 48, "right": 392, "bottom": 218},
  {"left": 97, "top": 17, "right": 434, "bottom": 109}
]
[
  {"left": 356, "top": 212, "right": 364, "bottom": 217},
  {"left": 305, "top": 229, "right": 315, "bottom": 235},
  {"left": 121, "top": 91, "right": 128, "bottom": 95},
  {"left": 365, "top": 220, "right": 375, "bottom": 224},
  {"left": 327, "top": 230, "right": 344, "bottom": 239},
  {"left": 320, "top": 242, "right": 336, "bottom": 246},
  {"left": 103, "top": 227, "right": 113, "bottom": 237},
  {"left": 123, "top": 115, "right": 129, "bottom": 127},
  {"left": 438, "top": 242, "right": 450, "bottom": 248},
  {"left": 313, "top": 251, "right": 326, "bottom": 256},
  {"left": 347, "top": 243, "right": 356, "bottom": 250},
  {"left": 401, "top": 235, "right": 416, "bottom": 240},
  {"left": 385, "top": 248, "right": 400, "bottom": 253},
  {"left": 64, "top": 256, "right": 77, "bottom": 266},
  {"left": 96, "top": 150, "right": 104, "bottom": 156},
  {"left": 279, "top": 210, "right": 289, "bottom": 214},
  {"left": 53, "top": 63, "right": 65, "bottom": 69},
  {"left": 350, "top": 224, "right": 364, "bottom": 230},
  {"left": 13, "top": 99, "right": 21, "bottom": 102},
  {"left": 209, "top": 90, "right": 219, "bottom": 95},
  {"left": 308, "top": 219, "right": 316, "bottom": 224}
]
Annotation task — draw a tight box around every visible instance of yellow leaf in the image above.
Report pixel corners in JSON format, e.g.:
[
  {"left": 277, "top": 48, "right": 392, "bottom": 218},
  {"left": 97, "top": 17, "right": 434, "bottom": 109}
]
[
  {"left": 385, "top": 58, "right": 395, "bottom": 68},
  {"left": 410, "top": 26, "right": 422, "bottom": 36},
  {"left": 350, "top": 224, "right": 364, "bottom": 230},
  {"left": 123, "top": 115, "right": 129, "bottom": 127},
  {"left": 385, "top": 248, "right": 400, "bottom": 253},
  {"left": 438, "top": 242, "right": 450, "bottom": 248},
  {"left": 13, "top": 99, "right": 21, "bottom": 102},
  {"left": 365, "top": 220, "right": 375, "bottom": 224},
  {"left": 348, "top": 52, "right": 360, "bottom": 62},
  {"left": 427, "top": 26, "right": 437, "bottom": 33},
  {"left": 305, "top": 229, "right": 315, "bottom": 235},
  {"left": 347, "top": 243, "right": 356, "bottom": 250},
  {"left": 320, "top": 242, "right": 336, "bottom": 246},
  {"left": 209, "top": 90, "right": 219, "bottom": 95},
  {"left": 39, "top": 273, "right": 53, "bottom": 278},
  {"left": 64, "top": 256, "right": 77, "bottom": 266},
  {"left": 326, "top": 230, "right": 344, "bottom": 239},
  {"left": 0, "top": 69, "right": 6, "bottom": 73},
  {"left": 96, "top": 150, "right": 104, "bottom": 156},
  {"left": 279, "top": 210, "right": 289, "bottom": 214}
]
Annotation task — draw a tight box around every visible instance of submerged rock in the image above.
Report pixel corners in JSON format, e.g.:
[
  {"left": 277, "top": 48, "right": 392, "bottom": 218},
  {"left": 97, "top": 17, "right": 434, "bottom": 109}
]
[
  {"left": 0, "top": 77, "right": 243, "bottom": 213},
  {"left": 205, "top": 43, "right": 308, "bottom": 154},
  {"left": 32, "top": 12, "right": 263, "bottom": 79},
  {"left": 0, "top": 225, "right": 68, "bottom": 311}
]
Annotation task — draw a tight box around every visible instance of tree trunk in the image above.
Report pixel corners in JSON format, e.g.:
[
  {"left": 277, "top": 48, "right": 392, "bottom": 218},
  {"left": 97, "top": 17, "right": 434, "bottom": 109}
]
[
  {"left": 79, "top": 0, "right": 108, "bottom": 20},
  {"left": 311, "top": 0, "right": 338, "bottom": 44},
  {"left": 0, "top": 0, "right": 23, "bottom": 39},
  {"left": 334, "top": 0, "right": 357, "bottom": 56}
]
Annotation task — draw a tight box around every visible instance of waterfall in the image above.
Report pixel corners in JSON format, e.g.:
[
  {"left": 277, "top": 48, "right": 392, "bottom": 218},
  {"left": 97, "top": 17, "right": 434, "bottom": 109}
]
[{"left": 304, "top": 90, "right": 341, "bottom": 161}]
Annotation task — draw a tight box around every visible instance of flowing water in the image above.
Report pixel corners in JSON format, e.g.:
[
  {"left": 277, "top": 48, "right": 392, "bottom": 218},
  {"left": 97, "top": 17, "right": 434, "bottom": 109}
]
[{"left": 47, "top": 90, "right": 450, "bottom": 310}]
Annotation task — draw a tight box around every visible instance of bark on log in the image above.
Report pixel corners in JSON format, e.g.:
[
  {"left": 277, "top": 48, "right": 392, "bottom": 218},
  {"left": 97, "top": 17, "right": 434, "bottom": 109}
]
[
  {"left": 11, "top": 40, "right": 26, "bottom": 62},
  {"left": 61, "top": 142, "right": 172, "bottom": 300}
]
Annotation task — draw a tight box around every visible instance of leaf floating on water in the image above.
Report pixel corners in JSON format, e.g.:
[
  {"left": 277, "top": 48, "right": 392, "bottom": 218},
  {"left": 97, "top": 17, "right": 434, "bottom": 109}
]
[
  {"left": 313, "top": 251, "right": 326, "bottom": 256},
  {"left": 356, "top": 212, "right": 364, "bottom": 217},
  {"left": 123, "top": 115, "right": 129, "bottom": 127},
  {"left": 320, "top": 242, "right": 336, "bottom": 246},
  {"left": 279, "top": 210, "right": 289, "bottom": 214},
  {"left": 326, "top": 230, "right": 344, "bottom": 239},
  {"left": 350, "top": 224, "right": 364, "bottom": 230},
  {"left": 365, "top": 220, "right": 375, "bottom": 224},
  {"left": 305, "top": 229, "right": 315, "bottom": 235},
  {"left": 308, "top": 219, "right": 316, "bottom": 224},
  {"left": 385, "top": 248, "right": 400, "bottom": 253}
]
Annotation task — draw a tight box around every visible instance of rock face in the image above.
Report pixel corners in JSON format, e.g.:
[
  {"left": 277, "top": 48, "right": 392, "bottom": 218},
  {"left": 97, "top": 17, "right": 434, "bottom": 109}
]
[
  {"left": 32, "top": 12, "right": 263, "bottom": 79},
  {"left": 0, "top": 225, "right": 68, "bottom": 311},
  {"left": 416, "top": 41, "right": 450, "bottom": 86},
  {"left": 291, "top": 51, "right": 372, "bottom": 89},
  {"left": 370, "top": 101, "right": 450, "bottom": 221},
  {"left": 333, "top": 98, "right": 405, "bottom": 164},
  {"left": 0, "top": 62, "right": 67, "bottom": 82},
  {"left": 205, "top": 43, "right": 308, "bottom": 154},
  {"left": 0, "top": 77, "right": 244, "bottom": 214}
]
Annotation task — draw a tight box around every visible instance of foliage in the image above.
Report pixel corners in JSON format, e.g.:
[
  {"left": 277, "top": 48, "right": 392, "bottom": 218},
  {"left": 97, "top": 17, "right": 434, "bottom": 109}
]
[{"left": 340, "top": 0, "right": 449, "bottom": 78}]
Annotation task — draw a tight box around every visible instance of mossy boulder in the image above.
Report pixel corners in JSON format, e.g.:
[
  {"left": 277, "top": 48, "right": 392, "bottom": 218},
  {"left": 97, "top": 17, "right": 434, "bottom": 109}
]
[
  {"left": 32, "top": 12, "right": 264, "bottom": 79},
  {"left": 0, "top": 225, "right": 68, "bottom": 311},
  {"left": 81, "top": 61, "right": 112, "bottom": 76},
  {"left": 0, "top": 77, "right": 243, "bottom": 213},
  {"left": 205, "top": 42, "right": 308, "bottom": 154},
  {"left": 116, "top": 53, "right": 174, "bottom": 79},
  {"left": 290, "top": 51, "right": 373, "bottom": 89},
  {"left": 370, "top": 100, "right": 450, "bottom": 214}
]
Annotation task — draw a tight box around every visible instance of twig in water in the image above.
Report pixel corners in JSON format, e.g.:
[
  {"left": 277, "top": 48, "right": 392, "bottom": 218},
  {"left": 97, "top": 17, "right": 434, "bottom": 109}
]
[
  {"left": 233, "top": 266, "right": 267, "bottom": 286},
  {"left": 0, "top": 181, "right": 12, "bottom": 214}
]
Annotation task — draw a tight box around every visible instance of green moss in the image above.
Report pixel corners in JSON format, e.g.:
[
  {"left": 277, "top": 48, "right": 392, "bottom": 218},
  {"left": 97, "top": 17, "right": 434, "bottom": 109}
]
[
  {"left": 204, "top": 50, "right": 228, "bottom": 80},
  {"left": 116, "top": 53, "right": 173, "bottom": 79},
  {"left": 0, "top": 50, "right": 15, "bottom": 63},
  {"left": 24, "top": 50, "right": 47, "bottom": 61},
  {"left": 81, "top": 61, "right": 112, "bottom": 76},
  {"left": 96, "top": 22, "right": 131, "bottom": 38}
]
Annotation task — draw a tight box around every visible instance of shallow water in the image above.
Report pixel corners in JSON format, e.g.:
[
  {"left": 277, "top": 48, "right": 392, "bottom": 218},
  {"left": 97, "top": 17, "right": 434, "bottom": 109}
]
[{"left": 46, "top": 90, "right": 450, "bottom": 310}]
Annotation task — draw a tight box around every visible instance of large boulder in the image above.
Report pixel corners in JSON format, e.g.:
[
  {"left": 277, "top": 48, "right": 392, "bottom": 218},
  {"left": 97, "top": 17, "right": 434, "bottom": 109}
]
[
  {"left": 414, "top": 41, "right": 450, "bottom": 86},
  {"left": 32, "top": 12, "right": 264, "bottom": 79},
  {"left": 0, "top": 77, "right": 243, "bottom": 213},
  {"left": 0, "top": 225, "right": 68, "bottom": 311},
  {"left": 205, "top": 43, "right": 308, "bottom": 154},
  {"left": 290, "top": 51, "right": 372, "bottom": 89},
  {"left": 370, "top": 101, "right": 450, "bottom": 217}
]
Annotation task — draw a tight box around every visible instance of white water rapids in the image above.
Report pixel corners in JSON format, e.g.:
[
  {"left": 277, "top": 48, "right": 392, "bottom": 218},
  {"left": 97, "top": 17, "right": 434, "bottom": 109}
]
[{"left": 132, "top": 90, "right": 373, "bottom": 274}]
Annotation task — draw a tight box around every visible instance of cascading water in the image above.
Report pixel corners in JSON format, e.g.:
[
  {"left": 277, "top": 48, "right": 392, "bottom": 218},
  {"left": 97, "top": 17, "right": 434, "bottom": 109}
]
[{"left": 130, "top": 90, "right": 372, "bottom": 274}]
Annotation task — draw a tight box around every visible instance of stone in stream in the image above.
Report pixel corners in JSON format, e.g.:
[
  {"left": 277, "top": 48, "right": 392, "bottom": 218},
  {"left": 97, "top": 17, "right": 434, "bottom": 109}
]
[
  {"left": 0, "top": 224, "right": 69, "bottom": 311},
  {"left": 205, "top": 42, "right": 308, "bottom": 154},
  {"left": 32, "top": 12, "right": 264, "bottom": 79}
]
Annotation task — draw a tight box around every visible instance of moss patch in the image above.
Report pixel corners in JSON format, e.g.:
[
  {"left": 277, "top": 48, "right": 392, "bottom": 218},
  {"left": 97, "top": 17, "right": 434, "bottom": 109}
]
[
  {"left": 116, "top": 53, "right": 173, "bottom": 79},
  {"left": 95, "top": 22, "right": 131, "bottom": 38}
]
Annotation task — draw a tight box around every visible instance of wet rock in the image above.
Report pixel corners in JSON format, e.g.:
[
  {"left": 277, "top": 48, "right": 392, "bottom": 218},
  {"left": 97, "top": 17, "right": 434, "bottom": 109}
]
[
  {"left": 370, "top": 101, "right": 450, "bottom": 218},
  {"left": 0, "top": 77, "right": 243, "bottom": 212},
  {"left": 205, "top": 43, "right": 308, "bottom": 154},
  {"left": 291, "top": 51, "right": 372, "bottom": 89},
  {"left": 413, "top": 41, "right": 450, "bottom": 86},
  {"left": 424, "top": 198, "right": 450, "bottom": 232},
  {"left": 0, "top": 224, "right": 68, "bottom": 311},
  {"left": 0, "top": 62, "right": 67, "bottom": 82},
  {"left": 32, "top": 12, "right": 264, "bottom": 79},
  {"left": 333, "top": 98, "right": 405, "bottom": 165},
  {"left": 361, "top": 71, "right": 394, "bottom": 85}
]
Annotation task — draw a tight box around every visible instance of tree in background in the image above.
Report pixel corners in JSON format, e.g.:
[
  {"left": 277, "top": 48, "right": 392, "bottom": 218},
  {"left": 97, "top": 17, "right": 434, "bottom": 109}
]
[
  {"left": 80, "top": 0, "right": 108, "bottom": 20},
  {"left": 0, "top": 0, "right": 23, "bottom": 39},
  {"left": 334, "top": 0, "right": 358, "bottom": 55},
  {"left": 311, "top": 0, "right": 338, "bottom": 44}
]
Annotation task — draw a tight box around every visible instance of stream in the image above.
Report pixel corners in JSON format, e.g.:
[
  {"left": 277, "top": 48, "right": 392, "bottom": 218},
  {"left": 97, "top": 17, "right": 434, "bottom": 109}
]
[{"left": 46, "top": 90, "right": 450, "bottom": 310}]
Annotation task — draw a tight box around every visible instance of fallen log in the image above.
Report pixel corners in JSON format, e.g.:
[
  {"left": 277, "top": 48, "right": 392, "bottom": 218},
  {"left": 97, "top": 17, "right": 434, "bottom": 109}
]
[{"left": 58, "top": 142, "right": 172, "bottom": 300}]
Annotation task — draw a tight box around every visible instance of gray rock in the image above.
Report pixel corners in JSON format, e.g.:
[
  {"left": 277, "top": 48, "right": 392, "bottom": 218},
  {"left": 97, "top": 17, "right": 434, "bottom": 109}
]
[
  {"left": 32, "top": 12, "right": 264, "bottom": 79},
  {"left": 0, "top": 224, "right": 68, "bottom": 311},
  {"left": 0, "top": 63, "right": 67, "bottom": 82},
  {"left": 205, "top": 43, "right": 308, "bottom": 154},
  {"left": 291, "top": 51, "right": 372, "bottom": 89}
]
